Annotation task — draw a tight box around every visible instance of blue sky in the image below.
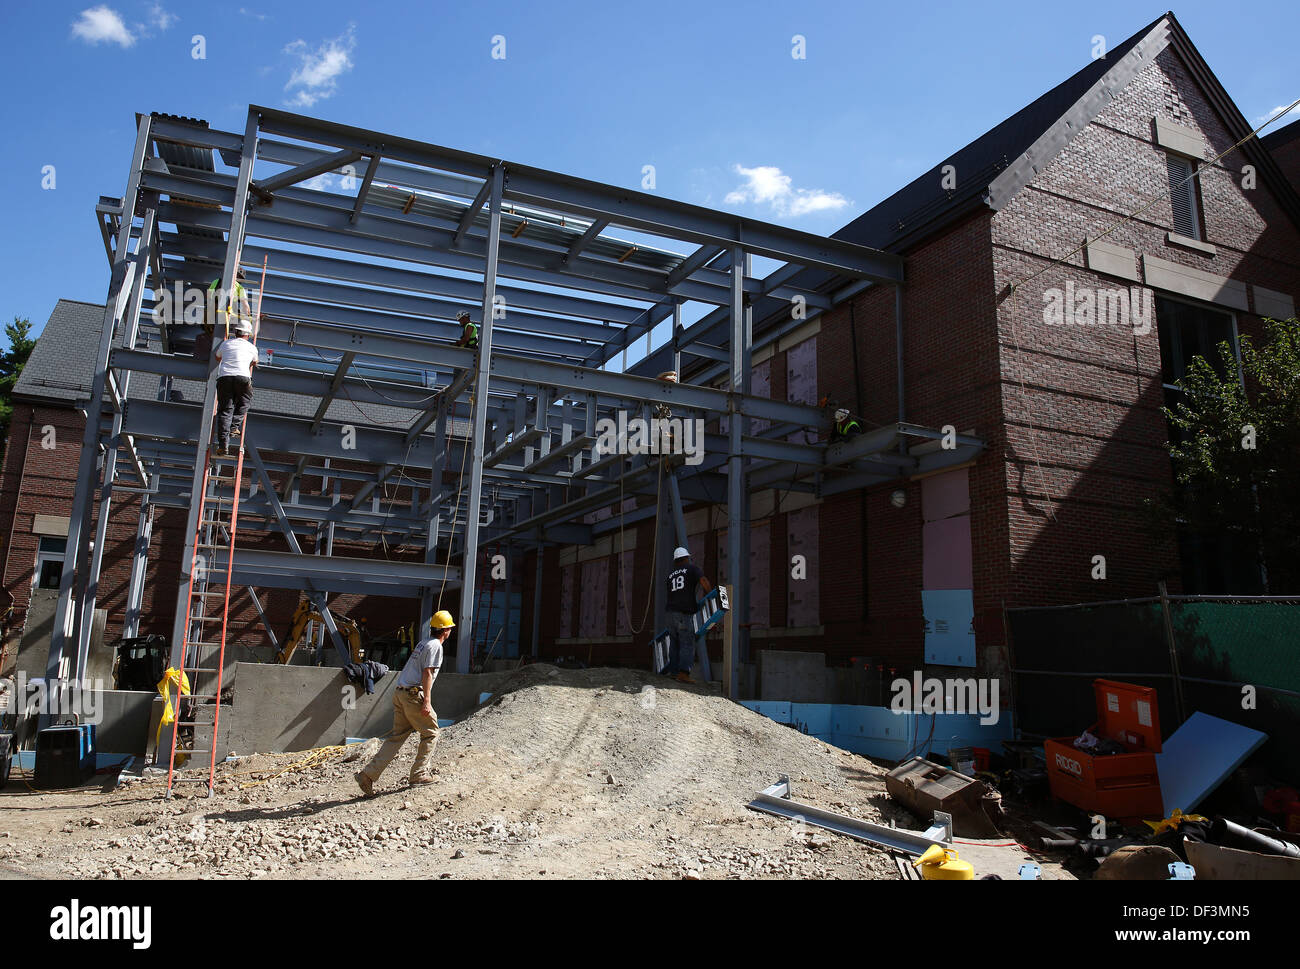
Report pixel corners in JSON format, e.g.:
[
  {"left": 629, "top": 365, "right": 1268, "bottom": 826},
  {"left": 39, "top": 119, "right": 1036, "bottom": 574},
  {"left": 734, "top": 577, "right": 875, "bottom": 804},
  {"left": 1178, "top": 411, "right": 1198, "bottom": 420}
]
[{"left": 2, "top": 0, "right": 1297, "bottom": 336}]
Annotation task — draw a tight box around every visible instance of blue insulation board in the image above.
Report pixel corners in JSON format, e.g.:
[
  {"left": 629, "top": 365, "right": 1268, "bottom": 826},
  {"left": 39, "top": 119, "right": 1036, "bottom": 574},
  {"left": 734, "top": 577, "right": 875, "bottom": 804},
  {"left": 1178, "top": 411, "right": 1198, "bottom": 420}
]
[
  {"left": 741, "top": 702, "right": 1014, "bottom": 761},
  {"left": 1157, "top": 713, "right": 1267, "bottom": 814}
]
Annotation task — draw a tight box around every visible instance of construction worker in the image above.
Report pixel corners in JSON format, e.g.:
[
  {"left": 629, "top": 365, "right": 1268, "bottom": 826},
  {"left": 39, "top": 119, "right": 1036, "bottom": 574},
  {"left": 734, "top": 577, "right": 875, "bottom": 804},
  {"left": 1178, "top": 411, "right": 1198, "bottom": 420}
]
[
  {"left": 212, "top": 320, "right": 258, "bottom": 455},
  {"left": 197, "top": 268, "right": 250, "bottom": 364},
  {"left": 662, "top": 546, "right": 712, "bottom": 683},
  {"left": 831, "top": 407, "right": 862, "bottom": 444},
  {"left": 452, "top": 310, "right": 478, "bottom": 349},
  {"left": 355, "top": 610, "right": 454, "bottom": 795}
]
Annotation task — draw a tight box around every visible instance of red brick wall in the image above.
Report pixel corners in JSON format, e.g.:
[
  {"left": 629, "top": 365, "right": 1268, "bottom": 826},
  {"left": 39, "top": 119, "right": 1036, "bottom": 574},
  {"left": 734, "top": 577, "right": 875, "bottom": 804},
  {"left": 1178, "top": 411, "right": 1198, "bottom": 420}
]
[{"left": 991, "top": 47, "right": 1300, "bottom": 615}]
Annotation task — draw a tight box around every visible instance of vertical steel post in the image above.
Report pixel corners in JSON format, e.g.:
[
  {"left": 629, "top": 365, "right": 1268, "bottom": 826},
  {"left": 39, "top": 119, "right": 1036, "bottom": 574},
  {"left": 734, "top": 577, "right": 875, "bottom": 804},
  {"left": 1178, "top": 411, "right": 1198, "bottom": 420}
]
[
  {"left": 47, "top": 116, "right": 154, "bottom": 684},
  {"left": 77, "top": 206, "right": 159, "bottom": 672},
  {"left": 725, "top": 246, "right": 751, "bottom": 698},
  {"left": 420, "top": 395, "right": 450, "bottom": 631},
  {"left": 456, "top": 165, "right": 504, "bottom": 672},
  {"left": 530, "top": 542, "right": 543, "bottom": 657},
  {"left": 169, "top": 109, "right": 260, "bottom": 666},
  {"left": 122, "top": 479, "right": 156, "bottom": 639}
]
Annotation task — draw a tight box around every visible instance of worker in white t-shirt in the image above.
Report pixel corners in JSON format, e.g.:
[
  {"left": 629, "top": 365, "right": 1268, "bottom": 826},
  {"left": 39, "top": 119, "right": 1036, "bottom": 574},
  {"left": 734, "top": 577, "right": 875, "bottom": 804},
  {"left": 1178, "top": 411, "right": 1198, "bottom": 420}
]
[{"left": 212, "top": 320, "right": 258, "bottom": 455}]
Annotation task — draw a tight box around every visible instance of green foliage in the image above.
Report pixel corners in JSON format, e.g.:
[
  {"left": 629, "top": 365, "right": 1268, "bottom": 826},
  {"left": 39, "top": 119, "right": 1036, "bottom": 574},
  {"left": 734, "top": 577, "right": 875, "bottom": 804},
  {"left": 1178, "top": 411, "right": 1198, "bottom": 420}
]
[
  {"left": 1162, "top": 317, "right": 1300, "bottom": 589},
  {"left": 0, "top": 316, "right": 36, "bottom": 450}
]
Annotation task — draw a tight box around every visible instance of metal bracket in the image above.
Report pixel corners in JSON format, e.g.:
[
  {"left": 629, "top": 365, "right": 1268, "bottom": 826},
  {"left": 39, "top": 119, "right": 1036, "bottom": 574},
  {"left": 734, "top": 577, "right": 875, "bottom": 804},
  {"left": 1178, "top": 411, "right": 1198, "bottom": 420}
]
[{"left": 1168, "top": 862, "right": 1196, "bottom": 880}]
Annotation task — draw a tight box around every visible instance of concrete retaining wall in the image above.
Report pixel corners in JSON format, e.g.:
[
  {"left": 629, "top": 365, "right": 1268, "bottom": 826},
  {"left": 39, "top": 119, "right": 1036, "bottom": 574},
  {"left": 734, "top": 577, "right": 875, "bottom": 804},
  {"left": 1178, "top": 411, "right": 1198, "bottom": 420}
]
[{"left": 219, "top": 662, "right": 522, "bottom": 758}]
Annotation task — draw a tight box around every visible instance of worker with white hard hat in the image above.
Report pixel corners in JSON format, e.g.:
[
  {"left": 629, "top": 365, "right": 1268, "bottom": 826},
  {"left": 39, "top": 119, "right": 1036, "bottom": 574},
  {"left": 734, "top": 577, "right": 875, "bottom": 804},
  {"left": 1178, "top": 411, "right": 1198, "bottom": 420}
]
[
  {"left": 356, "top": 609, "right": 456, "bottom": 796},
  {"left": 211, "top": 316, "right": 258, "bottom": 455},
  {"left": 662, "top": 546, "right": 713, "bottom": 683}
]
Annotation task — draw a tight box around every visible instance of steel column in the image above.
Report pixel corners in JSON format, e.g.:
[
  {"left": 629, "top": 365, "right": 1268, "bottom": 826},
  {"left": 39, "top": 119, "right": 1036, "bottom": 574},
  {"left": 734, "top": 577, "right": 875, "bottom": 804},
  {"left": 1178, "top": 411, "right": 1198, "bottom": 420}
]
[
  {"left": 77, "top": 206, "right": 159, "bottom": 672},
  {"left": 47, "top": 116, "right": 153, "bottom": 683},
  {"left": 121, "top": 480, "right": 156, "bottom": 639},
  {"left": 726, "top": 248, "right": 751, "bottom": 698},
  {"left": 169, "top": 109, "right": 259, "bottom": 668},
  {"left": 456, "top": 165, "right": 504, "bottom": 672}
]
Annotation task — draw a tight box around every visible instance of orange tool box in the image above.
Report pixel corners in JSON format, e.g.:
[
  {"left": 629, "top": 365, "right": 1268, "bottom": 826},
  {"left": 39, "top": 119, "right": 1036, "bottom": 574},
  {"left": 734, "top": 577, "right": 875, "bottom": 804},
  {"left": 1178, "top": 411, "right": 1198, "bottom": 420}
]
[{"left": 1044, "top": 679, "right": 1164, "bottom": 822}]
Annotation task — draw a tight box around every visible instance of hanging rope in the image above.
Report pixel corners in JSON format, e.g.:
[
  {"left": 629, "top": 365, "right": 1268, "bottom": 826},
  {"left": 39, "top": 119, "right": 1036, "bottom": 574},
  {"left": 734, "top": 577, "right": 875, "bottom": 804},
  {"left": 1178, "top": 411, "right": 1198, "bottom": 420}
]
[{"left": 618, "top": 457, "right": 664, "bottom": 636}]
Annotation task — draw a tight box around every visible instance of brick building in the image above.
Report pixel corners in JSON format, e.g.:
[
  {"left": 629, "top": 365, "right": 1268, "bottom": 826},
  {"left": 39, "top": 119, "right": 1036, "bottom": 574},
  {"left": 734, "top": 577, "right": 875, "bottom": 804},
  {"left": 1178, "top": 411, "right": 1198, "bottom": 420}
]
[
  {"left": 528, "top": 12, "right": 1300, "bottom": 679},
  {"left": 3, "top": 13, "right": 1297, "bottom": 689}
]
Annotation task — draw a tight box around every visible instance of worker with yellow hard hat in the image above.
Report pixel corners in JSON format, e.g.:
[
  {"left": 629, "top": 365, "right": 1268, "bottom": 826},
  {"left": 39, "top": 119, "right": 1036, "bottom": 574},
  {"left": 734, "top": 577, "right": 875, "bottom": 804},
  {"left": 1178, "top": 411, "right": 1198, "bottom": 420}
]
[{"left": 355, "top": 609, "right": 456, "bottom": 796}]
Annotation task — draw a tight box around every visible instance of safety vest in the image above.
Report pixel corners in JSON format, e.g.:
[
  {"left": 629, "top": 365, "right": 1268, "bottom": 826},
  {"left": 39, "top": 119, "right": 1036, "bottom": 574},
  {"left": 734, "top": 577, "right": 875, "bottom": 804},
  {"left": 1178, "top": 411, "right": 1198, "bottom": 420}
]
[
  {"left": 836, "top": 416, "right": 861, "bottom": 436},
  {"left": 463, "top": 320, "right": 479, "bottom": 347}
]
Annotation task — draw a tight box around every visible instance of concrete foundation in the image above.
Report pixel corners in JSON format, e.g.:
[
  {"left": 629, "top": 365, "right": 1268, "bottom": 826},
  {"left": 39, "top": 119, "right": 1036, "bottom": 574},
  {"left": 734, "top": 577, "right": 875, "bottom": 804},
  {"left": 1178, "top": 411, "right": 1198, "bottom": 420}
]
[{"left": 218, "top": 662, "right": 525, "bottom": 758}]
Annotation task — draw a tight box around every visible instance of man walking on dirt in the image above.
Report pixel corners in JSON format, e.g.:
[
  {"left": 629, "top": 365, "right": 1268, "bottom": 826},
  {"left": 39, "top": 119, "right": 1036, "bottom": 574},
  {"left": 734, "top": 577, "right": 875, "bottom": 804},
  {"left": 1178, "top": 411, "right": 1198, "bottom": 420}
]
[
  {"left": 662, "top": 546, "right": 712, "bottom": 684},
  {"left": 355, "top": 610, "right": 455, "bottom": 795}
]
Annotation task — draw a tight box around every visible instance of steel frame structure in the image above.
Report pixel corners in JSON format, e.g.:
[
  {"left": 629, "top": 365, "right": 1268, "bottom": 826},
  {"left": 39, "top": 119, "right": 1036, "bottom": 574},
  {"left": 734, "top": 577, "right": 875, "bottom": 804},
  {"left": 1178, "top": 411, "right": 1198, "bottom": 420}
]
[{"left": 47, "top": 106, "right": 982, "bottom": 692}]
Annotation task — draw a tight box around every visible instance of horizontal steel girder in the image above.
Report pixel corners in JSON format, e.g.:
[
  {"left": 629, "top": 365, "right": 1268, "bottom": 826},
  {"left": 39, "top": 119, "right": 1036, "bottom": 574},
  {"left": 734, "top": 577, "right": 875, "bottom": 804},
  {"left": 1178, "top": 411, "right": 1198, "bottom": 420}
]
[
  {"left": 203, "top": 546, "right": 460, "bottom": 597},
  {"left": 246, "top": 106, "right": 903, "bottom": 282}
]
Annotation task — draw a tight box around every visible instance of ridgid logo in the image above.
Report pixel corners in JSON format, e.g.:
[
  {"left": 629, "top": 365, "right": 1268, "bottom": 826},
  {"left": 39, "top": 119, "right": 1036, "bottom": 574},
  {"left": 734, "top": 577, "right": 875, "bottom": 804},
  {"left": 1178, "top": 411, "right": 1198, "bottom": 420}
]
[
  {"left": 591, "top": 412, "right": 705, "bottom": 466},
  {"left": 49, "top": 900, "right": 151, "bottom": 949},
  {"left": 1042, "top": 282, "right": 1154, "bottom": 335}
]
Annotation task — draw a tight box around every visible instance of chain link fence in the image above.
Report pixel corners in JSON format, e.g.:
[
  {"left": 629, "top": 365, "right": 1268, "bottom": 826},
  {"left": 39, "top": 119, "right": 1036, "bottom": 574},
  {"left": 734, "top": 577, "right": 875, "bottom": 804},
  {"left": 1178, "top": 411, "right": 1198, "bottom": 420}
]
[{"left": 1007, "top": 591, "right": 1300, "bottom": 782}]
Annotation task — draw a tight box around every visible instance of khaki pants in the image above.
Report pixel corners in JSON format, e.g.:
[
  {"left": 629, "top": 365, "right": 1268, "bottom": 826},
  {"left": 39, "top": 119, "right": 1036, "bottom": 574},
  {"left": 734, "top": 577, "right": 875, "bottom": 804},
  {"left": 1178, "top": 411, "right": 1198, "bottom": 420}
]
[{"left": 361, "top": 687, "right": 440, "bottom": 784}]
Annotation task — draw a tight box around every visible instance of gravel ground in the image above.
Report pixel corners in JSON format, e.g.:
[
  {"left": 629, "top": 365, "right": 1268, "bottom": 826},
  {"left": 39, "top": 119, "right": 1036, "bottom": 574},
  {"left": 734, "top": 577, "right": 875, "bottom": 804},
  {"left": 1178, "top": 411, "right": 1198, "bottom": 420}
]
[{"left": 0, "top": 665, "right": 919, "bottom": 880}]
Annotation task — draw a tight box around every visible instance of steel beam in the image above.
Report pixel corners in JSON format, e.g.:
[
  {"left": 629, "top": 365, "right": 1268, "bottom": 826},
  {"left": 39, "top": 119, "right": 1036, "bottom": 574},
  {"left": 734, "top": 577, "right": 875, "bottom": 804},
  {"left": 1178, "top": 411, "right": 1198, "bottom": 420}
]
[
  {"left": 457, "top": 164, "right": 503, "bottom": 672},
  {"left": 169, "top": 109, "right": 258, "bottom": 668},
  {"left": 48, "top": 115, "right": 153, "bottom": 684}
]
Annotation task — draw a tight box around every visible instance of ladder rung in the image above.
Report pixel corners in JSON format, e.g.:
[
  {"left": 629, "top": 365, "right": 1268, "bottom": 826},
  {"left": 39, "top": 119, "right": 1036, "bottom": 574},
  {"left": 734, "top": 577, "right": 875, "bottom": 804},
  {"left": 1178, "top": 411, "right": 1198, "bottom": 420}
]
[{"left": 185, "top": 666, "right": 221, "bottom": 673}]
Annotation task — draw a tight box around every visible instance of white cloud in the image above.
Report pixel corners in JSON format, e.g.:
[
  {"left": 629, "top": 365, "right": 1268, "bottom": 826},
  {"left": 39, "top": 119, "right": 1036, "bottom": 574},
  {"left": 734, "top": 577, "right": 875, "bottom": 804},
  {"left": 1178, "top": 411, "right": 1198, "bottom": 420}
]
[
  {"left": 71, "top": 5, "right": 135, "bottom": 47},
  {"left": 239, "top": 7, "right": 268, "bottom": 20},
  {"left": 301, "top": 173, "right": 337, "bottom": 191},
  {"left": 284, "top": 25, "right": 356, "bottom": 108},
  {"left": 1257, "top": 102, "right": 1300, "bottom": 127},
  {"left": 148, "top": 3, "right": 177, "bottom": 30},
  {"left": 724, "top": 164, "right": 850, "bottom": 218}
]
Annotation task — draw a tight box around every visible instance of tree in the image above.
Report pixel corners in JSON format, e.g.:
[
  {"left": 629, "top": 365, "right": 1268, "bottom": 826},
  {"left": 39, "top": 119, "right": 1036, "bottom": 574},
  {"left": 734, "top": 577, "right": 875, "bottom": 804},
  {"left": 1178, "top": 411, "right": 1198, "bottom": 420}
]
[
  {"left": 1159, "top": 317, "right": 1300, "bottom": 592},
  {"left": 0, "top": 316, "right": 36, "bottom": 451}
]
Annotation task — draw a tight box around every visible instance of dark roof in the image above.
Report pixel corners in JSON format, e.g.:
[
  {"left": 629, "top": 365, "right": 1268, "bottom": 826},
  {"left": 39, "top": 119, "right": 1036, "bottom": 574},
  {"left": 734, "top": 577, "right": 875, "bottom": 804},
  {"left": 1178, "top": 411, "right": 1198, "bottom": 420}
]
[
  {"left": 14, "top": 300, "right": 109, "bottom": 404},
  {"left": 832, "top": 14, "right": 1164, "bottom": 254},
  {"left": 1261, "top": 117, "right": 1300, "bottom": 152}
]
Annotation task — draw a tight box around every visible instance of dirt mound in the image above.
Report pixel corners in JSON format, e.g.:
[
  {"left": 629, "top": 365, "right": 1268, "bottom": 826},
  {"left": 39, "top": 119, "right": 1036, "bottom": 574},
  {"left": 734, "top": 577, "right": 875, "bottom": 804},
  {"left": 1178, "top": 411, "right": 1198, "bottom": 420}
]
[{"left": 1, "top": 665, "right": 907, "bottom": 879}]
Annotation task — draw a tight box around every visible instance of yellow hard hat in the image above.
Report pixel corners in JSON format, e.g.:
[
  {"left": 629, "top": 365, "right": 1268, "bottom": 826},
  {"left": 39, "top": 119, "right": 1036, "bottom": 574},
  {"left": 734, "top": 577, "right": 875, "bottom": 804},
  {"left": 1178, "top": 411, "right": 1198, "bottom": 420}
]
[{"left": 430, "top": 610, "right": 456, "bottom": 629}]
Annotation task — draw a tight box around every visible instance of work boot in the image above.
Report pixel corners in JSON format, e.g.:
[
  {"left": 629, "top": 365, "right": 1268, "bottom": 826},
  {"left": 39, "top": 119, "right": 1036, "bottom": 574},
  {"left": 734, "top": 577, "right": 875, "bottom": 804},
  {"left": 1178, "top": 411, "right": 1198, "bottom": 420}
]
[
  {"left": 408, "top": 775, "right": 435, "bottom": 787},
  {"left": 675, "top": 672, "right": 695, "bottom": 684},
  {"left": 355, "top": 771, "right": 374, "bottom": 796}
]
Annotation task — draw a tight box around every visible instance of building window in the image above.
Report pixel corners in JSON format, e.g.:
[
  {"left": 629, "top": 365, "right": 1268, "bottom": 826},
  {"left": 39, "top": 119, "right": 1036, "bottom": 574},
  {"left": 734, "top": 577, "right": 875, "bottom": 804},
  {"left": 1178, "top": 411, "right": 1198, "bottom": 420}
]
[
  {"left": 34, "top": 537, "right": 67, "bottom": 590},
  {"left": 1157, "top": 295, "right": 1237, "bottom": 401},
  {"left": 1166, "top": 154, "right": 1201, "bottom": 240},
  {"left": 1154, "top": 296, "right": 1258, "bottom": 594}
]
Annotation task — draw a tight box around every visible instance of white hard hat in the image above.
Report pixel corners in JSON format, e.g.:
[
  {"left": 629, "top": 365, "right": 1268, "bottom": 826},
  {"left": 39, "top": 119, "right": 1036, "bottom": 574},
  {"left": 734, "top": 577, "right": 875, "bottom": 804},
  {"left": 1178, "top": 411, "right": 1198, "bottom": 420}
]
[
  {"left": 834, "top": 408, "right": 849, "bottom": 421},
  {"left": 235, "top": 320, "right": 253, "bottom": 336},
  {"left": 673, "top": 546, "right": 690, "bottom": 560}
]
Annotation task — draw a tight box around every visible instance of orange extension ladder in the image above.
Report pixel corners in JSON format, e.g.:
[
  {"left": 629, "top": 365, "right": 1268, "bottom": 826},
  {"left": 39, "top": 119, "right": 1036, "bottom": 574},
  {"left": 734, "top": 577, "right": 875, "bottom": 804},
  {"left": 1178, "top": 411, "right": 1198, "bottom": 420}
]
[{"left": 165, "top": 260, "right": 264, "bottom": 797}]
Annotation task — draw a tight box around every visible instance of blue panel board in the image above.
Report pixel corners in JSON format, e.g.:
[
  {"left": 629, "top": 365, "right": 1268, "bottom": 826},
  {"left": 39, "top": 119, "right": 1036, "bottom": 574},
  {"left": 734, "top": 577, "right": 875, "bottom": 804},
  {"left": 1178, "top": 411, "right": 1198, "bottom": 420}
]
[
  {"left": 1157, "top": 713, "right": 1267, "bottom": 814},
  {"left": 922, "top": 589, "right": 976, "bottom": 667}
]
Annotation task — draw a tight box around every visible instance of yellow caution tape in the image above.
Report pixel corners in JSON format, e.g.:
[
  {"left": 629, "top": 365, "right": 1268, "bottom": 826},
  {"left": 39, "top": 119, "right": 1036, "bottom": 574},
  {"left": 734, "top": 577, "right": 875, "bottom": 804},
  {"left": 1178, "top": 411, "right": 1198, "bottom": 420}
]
[{"left": 156, "top": 667, "right": 191, "bottom": 751}]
